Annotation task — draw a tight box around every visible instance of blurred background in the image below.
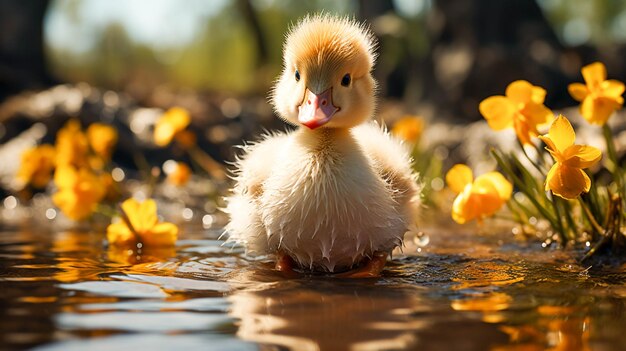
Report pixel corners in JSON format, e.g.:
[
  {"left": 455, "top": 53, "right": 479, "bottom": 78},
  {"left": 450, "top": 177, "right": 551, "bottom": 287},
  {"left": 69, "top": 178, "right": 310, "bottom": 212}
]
[
  {"left": 2, "top": 0, "right": 626, "bottom": 180},
  {"left": 4, "top": 0, "right": 626, "bottom": 109}
]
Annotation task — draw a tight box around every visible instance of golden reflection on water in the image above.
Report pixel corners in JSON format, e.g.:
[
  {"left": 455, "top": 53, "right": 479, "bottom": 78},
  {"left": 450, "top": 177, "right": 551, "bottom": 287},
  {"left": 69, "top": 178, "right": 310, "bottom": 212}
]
[
  {"left": 2, "top": 229, "right": 626, "bottom": 350},
  {"left": 494, "top": 306, "right": 591, "bottom": 351},
  {"left": 107, "top": 246, "right": 176, "bottom": 266},
  {"left": 446, "top": 260, "right": 596, "bottom": 351}
]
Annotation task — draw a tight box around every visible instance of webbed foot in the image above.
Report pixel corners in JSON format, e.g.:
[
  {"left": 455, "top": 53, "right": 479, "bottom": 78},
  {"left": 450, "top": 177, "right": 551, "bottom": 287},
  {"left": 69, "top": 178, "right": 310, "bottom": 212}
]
[
  {"left": 275, "top": 251, "right": 299, "bottom": 278},
  {"left": 336, "top": 252, "right": 388, "bottom": 278}
]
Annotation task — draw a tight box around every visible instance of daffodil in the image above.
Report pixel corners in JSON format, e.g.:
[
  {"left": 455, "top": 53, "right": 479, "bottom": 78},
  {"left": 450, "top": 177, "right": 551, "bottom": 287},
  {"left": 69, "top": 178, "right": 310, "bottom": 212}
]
[
  {"left": 107, "top": 198, "right": 178, "bottom": 247},
  {"left": 55, "top": 119, "right": 89, "bottom": 167},
  {"left": 17, "top": 144, "right": 56, "bottom": 188},
  {"left": 479, "top": 80, "right": 553, "bottom": 145},
  {"left": 154, "top": 107, "right": 191, "bottom": 147},
  {"left": 87, "top": 123, "right": 118, "bottom": 160},
  {"left": 167, "top": 162, "right": 192, "bottom": 186},
  {"left": 568, "top": 62, "right": 624, "bottom": 125},
  {"left": 539, "top": 115, "right": 601, "bottom": 199},
  {"left": 446, "top": 164, "right": 512, "bottom": 224},
  {"left": 52, "top": 165, "right": 105, "bottom": 220},
  {"left": 391, "top": 115, "right": 424, "bottom": 144}
]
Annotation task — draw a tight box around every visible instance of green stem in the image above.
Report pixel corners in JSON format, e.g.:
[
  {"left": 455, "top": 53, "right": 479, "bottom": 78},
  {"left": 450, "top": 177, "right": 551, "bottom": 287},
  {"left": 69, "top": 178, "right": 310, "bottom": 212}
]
[
  {"left": 509, "top": 195, "right": 534, "bottom": 222},
  {"left": 518, "top": 139, "right": 546, "bottom": 175},
  {"left": 603, "top": 124, "right": 625, "bottom": 199},
  {"left": 491, "top": 149, "right": 559, "bottom": 228},
  {"left": 559, "top": 197, "right": 577, "bottom": 241},
  {"left": 532, "top": 141, "right": 548, "bottom": 166},
  {"left": 188, "top": 146, "right": 226, "bottom": 181},
  {"left": 96, "top": 203, "right": 118, "bottom": 218},
  {"left": 578, "top": 197, "right": 604, "bottom": 236},
  {"left": 549, "top": 192, "right": 567, "bottom": 244},
  {"left": 133, "top": 151, "right": 152, "bottom": 182},
  {"left": 506, "top": 199, "right": 524, "bottom": 224}
]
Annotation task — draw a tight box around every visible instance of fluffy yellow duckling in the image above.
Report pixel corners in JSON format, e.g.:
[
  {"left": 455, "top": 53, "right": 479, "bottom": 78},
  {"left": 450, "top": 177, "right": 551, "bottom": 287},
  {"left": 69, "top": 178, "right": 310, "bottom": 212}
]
[{"left": 225, "top": 14, "right": 420, "bottom": 276}]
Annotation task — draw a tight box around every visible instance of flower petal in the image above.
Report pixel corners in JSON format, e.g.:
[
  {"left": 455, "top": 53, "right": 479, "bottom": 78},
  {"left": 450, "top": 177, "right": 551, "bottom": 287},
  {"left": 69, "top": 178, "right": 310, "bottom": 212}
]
[
  {"left": 470, "top": 180, "right": 505, "bottom": 218},
  {"left": 121, "top": 198, "right": 143, "bottom": 232},
  {"left": 563, "top": 145, "right": 602, "bottom": 168},
  {"left": 475, "top": 172, "right": 512, "bottom": 201},
  {"left": 166, "top": 107, "right": 191, "bottom": 130},
  {"left": 479, "top": 96, "right": 516, "bottom": 130},
  {"left": 141, "top": 222, "right": 179, "bottom": 246},
  {"left": 601, "top": 80, "right": 625, "bottom": 99},
  {"left": 548, "top": 115, "right": 575, "bottom": 153},
  {"left": 446, "top": 164, "right": 474, "bottom": 194},
  {"left": 544, "top": 164, "right": 557, "bottom": 192},
  {"left": 505, "top": 80, "right": 534, "bottom": 104},
  {"left": 582, "top": 62, "right": 606, "bottom": 88},
  {"left": 154, "top": 124, "right": 177, "bottom": 147},
  {"left": 547, "top": 164, "right": 591, "bottom": 199},
  {"left": 530, "top": 86, "right": 547, "bottom": 104},
  {"left": 568, "top": 82, "right": 588, "bottom": 102},
  {"left": 106, "top": 222, "right": 135, "bottom": 246},
  {"left": 452, "top": 186, "right": 475, "bottom": 224},
  {"left": 137, "top": 199, "right": 159, "bottom": 232},
  {"left": 514, "top": 117, "right": 533, "bottom": 146},
  {"left": 522, "top": 102, "right": 553, "bottom": 126},
  {"left": 54, "top": 165, "right": 78, "bottom": 189},
  {"left": 538, "top": 134, "right": 554, "bottom": 150},
  {"left": 581, "top": 96, "right": 621, "bottom": 125},
  {"left": 392, "top": 116, "right": 425, "bottom": 144}
]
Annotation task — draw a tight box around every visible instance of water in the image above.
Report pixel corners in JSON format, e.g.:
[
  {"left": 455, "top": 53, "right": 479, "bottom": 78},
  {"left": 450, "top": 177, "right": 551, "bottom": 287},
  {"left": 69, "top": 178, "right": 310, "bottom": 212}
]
[{"left": 1, "top": 225, "right": 626, "bottom": 350}]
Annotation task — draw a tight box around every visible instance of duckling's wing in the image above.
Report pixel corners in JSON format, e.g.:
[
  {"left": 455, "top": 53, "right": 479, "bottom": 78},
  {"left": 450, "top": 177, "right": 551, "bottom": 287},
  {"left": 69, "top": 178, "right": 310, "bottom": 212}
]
[
  {"left": 224, "top": 132, "right": 289, "bottom": 253},
  {"left": 353, "top": 122, "right": 421, "bottom": 218}
]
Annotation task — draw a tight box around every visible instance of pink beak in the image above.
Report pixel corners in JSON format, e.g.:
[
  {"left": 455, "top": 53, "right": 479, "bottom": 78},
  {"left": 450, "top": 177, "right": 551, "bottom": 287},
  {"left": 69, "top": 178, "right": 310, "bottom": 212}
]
[{"left": 298, "top": 88, "right": 340, "bottom": 129}]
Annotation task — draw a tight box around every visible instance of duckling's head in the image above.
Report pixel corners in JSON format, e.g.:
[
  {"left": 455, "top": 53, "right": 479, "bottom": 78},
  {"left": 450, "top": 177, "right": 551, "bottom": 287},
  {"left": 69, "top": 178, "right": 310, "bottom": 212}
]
[{"left": 272, "top": 14, "right": 377, "bottom": 130}]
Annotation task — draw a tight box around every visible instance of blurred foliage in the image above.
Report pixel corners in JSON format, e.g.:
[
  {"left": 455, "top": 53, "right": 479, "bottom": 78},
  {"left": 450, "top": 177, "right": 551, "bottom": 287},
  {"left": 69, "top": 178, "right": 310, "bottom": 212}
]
[
  {"left": 540, "top": 0, "right": 626, "bottom": 45},
  {"left": 45, "top": 0, "right": 356, "bottom": 94},
  {"left": 44, "top": 0, "right": 626, "bottom": 97}
]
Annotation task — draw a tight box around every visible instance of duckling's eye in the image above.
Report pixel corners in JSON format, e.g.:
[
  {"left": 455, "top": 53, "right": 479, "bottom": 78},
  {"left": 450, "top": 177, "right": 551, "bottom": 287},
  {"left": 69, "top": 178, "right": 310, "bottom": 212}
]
[
  {"left": 341, "top": 74, "right": 351, "bottom": 87},
  {"left": 295, "top": 70, "right": 300, "bottom": 82}
]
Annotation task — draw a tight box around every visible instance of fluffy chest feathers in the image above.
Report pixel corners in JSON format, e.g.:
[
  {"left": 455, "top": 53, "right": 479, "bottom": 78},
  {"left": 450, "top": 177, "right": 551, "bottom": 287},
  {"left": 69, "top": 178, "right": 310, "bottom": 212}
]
[{"left": 258, "top": 129, "right": 404, "bottom": 271}]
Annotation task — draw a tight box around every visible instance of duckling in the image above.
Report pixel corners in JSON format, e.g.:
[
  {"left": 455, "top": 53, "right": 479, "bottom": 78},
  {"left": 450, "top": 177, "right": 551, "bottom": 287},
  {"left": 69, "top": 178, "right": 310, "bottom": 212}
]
[{"left": 225, "top": 14, "right": 420, "bottom": 276}]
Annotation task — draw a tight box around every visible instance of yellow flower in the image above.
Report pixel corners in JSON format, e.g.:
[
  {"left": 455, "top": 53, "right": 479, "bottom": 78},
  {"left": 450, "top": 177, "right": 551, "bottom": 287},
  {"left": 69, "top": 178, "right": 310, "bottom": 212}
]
[
  {"left": 539, "top": 115, "right": 601, "bottom": 199},
  {"left": 87, "top": 123, "right": 118, "bottom": 160},
  {"left": 568, "top": 62, "right": 625, "bottom": 125},
  {"left": 479, "top": 80, "right": 554, "bottom": 145},
  {"left": 52, "top": 165, "right": 105, "bottom": 220},
  {"left": 154, "top": 107, "right": 191, "bottom": 147},
  {"left": 107, "top": 198, "right": 178, "bottom": 247},
  {"left": 167, "top": 162, "right": 192, "bottom": 186},
  {"left": 446, "top": 164, "right": 512, "bottom": 224},
  {"left": 391, "top": 115, "right": 424, "bottom": 144},
  {"left": 18, "top": 144, "right": 56, "bottom": 188},
  {"left": 55, "top": 119, "right": 89, "bottom": 167}
]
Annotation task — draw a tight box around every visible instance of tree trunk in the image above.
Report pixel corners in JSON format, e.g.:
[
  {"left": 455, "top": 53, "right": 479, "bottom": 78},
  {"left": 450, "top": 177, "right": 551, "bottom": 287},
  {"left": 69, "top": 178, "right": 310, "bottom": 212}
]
[{"left": 0, "top": 0, "right": 53, "bottom": 102}]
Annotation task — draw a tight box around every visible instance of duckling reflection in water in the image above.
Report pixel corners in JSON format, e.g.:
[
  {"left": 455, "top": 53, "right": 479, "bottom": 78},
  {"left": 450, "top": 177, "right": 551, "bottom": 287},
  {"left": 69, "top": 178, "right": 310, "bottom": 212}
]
[
  {"left": 225, "top": 14, "right": 420, "bottom": 276},
  {"left": 228, "top": 277, "right": 425, "bottom": 350}
]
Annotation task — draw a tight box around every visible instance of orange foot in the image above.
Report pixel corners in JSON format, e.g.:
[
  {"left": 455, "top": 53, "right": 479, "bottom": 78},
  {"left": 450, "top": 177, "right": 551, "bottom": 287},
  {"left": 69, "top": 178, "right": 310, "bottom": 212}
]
[
  {"left": 275, "top": 252, "right": 299, "bottom": 278},
  {"left": 336, "top": 252, "right": 388, "bottom": 278}
]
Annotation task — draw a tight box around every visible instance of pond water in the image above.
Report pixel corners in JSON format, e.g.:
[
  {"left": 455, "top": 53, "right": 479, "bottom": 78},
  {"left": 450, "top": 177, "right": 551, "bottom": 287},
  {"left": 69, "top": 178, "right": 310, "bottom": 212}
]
[{"left": 1, "top": 223, "right": 626, "bottom": 351}]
